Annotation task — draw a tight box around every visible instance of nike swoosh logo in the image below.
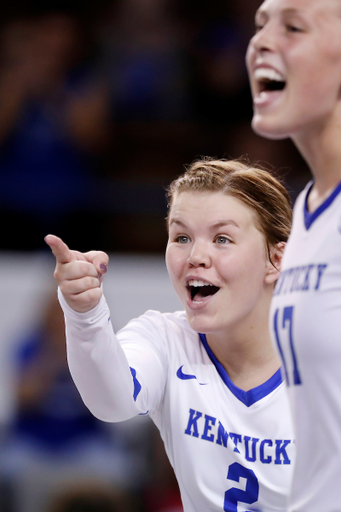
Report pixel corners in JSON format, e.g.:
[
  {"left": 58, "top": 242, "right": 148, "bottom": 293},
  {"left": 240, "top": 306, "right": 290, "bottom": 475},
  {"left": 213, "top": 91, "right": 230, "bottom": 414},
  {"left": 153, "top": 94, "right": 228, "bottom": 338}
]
[{"left": 176, "top": 365, "right": 197, "bottom": 380}]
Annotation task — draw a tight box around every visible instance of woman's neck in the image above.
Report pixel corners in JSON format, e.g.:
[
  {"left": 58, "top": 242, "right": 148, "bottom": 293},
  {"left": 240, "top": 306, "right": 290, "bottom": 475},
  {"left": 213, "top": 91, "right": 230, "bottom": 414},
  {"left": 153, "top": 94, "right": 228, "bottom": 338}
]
[
  {"left": 206, "top": 325, "right": 281, "bottom": 392},
  {"left": 293, "top": 115, "right": 341, "bottom": 211}
]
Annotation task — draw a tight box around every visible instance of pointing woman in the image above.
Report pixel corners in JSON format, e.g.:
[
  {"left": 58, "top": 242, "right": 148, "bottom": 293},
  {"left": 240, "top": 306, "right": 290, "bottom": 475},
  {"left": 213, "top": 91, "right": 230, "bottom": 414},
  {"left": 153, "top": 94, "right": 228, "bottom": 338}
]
[{"left": 46, "top": 158, "right": 294, "bottom": 511}]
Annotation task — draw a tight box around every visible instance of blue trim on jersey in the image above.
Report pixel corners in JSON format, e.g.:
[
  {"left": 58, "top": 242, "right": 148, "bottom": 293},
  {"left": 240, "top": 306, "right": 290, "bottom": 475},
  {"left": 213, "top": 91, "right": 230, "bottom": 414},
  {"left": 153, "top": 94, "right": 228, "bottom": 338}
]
[
  {"left": 304, "top": 180, "right": 341, "bottom": 230},
  {"left": 199, "top": 333, "right": 282, "bottom": 407},
  {"left": 129, "top": 367, "right": 142, "bottom": 401}
]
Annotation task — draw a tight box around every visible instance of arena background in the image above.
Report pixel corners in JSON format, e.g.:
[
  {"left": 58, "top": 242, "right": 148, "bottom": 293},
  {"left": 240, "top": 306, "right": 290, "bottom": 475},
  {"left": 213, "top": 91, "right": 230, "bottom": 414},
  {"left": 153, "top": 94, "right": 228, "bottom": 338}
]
[
  {"left": 0, "top": 0, "right": 309, "bottom": 254},
  {"left": 0, "top": 1, "right": 309, "bottom": 511}
]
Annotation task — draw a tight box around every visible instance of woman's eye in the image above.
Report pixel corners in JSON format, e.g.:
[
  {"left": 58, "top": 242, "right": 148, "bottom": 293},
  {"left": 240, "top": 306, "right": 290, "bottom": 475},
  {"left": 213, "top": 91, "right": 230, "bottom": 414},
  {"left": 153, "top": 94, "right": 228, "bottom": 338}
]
[
  {"left": 215, "top": 236, "right": 230, "bottom": 245},
  {"left": 176, "top": 235, "right": 190, "bottom": 244},
  {"left": 254, "top": 23, "right": 264, "bottom": 34},
  {"left": 286, "top": 24, "right": 302, "bottom": 33}
]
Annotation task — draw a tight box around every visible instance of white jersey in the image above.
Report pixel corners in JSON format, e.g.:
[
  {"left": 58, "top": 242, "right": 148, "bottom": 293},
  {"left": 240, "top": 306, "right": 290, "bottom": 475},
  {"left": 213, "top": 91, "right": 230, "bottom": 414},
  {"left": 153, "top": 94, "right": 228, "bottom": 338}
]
[
  {"left": 270, "top": 180, "right": 341, "bottom": 512},
  {"left": 59, "top": 291, "right": 294, "bottom": 512}
]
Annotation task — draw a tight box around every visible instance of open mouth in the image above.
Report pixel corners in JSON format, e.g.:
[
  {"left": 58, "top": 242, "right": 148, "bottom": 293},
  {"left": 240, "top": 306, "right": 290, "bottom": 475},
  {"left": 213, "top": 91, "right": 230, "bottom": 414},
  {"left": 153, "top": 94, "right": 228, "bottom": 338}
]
[
  {"left": 254, "top": 68, "right": 286, "bottom": 94},
  {"left": 187, "top": 279, "right": 220, "bottom": 302}
]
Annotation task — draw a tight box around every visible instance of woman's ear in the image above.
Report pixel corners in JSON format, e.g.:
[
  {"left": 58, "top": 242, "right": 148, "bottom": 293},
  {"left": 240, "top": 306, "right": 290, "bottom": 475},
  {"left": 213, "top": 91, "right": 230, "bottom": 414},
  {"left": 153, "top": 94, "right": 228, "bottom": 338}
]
[{"left": 265, "top": 241, "right": 286, "bottom": 284}]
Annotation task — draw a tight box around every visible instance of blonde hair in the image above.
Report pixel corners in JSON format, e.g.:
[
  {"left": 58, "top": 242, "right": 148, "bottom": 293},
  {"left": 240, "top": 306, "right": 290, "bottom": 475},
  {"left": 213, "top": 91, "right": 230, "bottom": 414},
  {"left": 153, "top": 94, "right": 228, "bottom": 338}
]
[{"left": 167, "top": 158, "right": 292, "bottom": 260}]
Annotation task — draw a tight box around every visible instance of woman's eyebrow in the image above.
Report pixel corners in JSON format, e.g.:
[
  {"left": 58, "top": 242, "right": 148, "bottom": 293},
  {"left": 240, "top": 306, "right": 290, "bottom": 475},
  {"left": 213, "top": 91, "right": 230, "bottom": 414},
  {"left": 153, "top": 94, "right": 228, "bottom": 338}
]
[
  {"left": 211, "top": 220, "right": 240, "bottom": 229},
  {"left": 169, "top": 219, "right": 239, "bottom": 228},
  {"left": 168, "top": 218, "right": 187, "bottom": 228}
]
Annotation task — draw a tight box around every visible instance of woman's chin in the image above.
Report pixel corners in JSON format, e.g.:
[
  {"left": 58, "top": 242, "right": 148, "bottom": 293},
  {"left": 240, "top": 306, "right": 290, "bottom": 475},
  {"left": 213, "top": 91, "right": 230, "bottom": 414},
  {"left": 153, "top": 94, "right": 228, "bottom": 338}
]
[
  {"left": 186, "top": 313, "right": 210, "bottom": 335},
  {"left": 251, "top": 115, "right": 290, "bottom": 141}
]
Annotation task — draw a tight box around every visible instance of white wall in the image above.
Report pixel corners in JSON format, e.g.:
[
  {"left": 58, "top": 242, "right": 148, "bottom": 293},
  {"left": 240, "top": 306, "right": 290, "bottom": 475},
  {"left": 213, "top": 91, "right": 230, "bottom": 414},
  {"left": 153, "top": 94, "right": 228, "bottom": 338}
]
[{"left": 0, "top": 252, "right": 182, "bottom": 424}]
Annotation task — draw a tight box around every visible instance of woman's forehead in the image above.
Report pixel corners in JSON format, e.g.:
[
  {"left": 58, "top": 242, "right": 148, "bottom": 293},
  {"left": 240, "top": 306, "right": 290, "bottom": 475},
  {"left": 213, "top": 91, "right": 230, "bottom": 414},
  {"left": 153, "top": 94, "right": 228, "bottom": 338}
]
[
  {"left": 169, "top": 191, "right": 257, "bottom": 223},
  {"left": 171, "top": 190, "right": 230, "bottom": 207},
  {"left": 257, "top": 0, "right": 341, "bottom": 17}
]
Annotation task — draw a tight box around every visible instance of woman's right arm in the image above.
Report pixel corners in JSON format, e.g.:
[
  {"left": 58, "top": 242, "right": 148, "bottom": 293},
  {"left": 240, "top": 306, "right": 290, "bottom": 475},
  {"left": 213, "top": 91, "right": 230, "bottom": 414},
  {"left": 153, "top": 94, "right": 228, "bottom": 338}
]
[
  {"left": 45, "top": 235, "right": 165, "bottom": 423},
  {"left": 59, "top": 290, "right": 145, "bottom": 422}
]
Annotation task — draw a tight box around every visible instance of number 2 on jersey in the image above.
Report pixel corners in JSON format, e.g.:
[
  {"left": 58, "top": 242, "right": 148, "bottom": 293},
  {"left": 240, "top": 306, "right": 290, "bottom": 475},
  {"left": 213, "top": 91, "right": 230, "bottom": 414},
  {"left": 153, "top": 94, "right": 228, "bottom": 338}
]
[
  {"left": 224, "top": 462, "right": 259, "bottom": 512},
  {"left": 274, "top": 306, "right": 302, "bottom": 386}
]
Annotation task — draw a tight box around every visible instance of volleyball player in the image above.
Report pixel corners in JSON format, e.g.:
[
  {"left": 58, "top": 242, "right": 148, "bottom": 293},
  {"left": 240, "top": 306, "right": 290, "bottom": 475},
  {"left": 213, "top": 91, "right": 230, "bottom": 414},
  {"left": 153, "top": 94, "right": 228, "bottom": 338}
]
[
  {"left": 45, "top": 159, "right": 294, "bottom": 511},
  {"left": 247, "top": 1, "right": 341, "bottom": 510}
]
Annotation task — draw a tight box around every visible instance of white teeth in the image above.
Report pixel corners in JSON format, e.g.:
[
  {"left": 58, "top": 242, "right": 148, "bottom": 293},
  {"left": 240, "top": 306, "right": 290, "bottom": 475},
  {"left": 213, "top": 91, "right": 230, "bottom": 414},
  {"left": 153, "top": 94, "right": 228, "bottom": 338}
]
[
  {"left": 188, "top": 279, "right": 212, "bottom": 287},
  {"left": 254, "top": 68, "right": 284, "bottom": 82}
]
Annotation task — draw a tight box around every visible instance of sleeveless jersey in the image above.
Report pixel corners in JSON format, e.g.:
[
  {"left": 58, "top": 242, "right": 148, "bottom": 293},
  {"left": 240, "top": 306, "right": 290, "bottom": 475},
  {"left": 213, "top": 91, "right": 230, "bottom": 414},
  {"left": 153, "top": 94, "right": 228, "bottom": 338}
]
[{"left": 270, "top": 180, "right": 341, "bottom": 511}]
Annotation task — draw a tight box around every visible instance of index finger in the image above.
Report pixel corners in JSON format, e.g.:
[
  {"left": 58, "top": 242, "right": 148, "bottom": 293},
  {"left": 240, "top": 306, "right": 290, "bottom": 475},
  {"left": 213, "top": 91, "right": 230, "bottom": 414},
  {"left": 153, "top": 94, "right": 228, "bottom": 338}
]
[{"left": 44, "top": 234, "right": 75, "bottom": 264}]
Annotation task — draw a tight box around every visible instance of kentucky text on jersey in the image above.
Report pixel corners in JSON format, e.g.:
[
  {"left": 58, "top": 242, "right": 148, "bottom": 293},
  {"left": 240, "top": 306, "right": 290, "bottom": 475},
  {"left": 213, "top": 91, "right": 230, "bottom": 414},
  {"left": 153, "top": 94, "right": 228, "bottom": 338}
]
[
  {"left": 185, "top": 408, "right": 292, "bottom": 465},
  {"left": 273, "top": 263, "right": 328, "bottom": 296}
]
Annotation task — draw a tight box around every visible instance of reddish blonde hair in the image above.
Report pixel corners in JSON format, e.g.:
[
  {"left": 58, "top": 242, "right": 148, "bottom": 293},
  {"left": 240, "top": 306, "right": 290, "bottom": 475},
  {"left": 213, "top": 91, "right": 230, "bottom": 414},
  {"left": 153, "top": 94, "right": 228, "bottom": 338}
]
[{"left": 167, "top": 158, "right": 292, "bottom": 258}]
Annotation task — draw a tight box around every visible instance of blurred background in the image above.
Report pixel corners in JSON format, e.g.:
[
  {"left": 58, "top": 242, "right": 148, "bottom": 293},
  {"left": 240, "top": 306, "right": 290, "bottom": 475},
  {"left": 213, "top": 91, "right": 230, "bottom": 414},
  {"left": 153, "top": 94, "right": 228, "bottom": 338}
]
[
  {"left": 0, "top": 0, "right": 309, "bottom": 254},
  {"left": 0, "top": 0, "right": 310, "bottom": 511}
]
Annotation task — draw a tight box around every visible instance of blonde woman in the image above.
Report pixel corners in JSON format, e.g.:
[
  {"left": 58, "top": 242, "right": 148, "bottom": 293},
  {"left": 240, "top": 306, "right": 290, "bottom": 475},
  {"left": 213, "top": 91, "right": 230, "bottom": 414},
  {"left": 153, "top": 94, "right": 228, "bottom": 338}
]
[
  {"left": 247, "top": 0, "right": 341, "bottom": 510},
  {"left": 46, "top": 159, "right": 294, "bottom": 512}
]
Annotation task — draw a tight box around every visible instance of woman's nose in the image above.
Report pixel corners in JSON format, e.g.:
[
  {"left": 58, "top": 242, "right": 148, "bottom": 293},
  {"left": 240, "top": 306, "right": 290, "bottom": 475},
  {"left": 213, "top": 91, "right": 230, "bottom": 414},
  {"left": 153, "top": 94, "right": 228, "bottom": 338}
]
[
  {"left": 188, "top": 243, "right": 211, "bottom": 268},
  {"left": 249, "top": 22, "right": 276, "bottom": 54}
]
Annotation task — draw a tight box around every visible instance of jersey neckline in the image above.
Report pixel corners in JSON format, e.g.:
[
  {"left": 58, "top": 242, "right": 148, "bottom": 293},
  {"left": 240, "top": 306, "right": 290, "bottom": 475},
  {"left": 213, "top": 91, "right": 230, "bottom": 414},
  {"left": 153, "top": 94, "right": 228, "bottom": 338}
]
[
  {"left": 304, "top": 180, "right": 341, "bottom": 230},
  {"left": 199, "top": 333, "right": 282, "bottom": 407}
]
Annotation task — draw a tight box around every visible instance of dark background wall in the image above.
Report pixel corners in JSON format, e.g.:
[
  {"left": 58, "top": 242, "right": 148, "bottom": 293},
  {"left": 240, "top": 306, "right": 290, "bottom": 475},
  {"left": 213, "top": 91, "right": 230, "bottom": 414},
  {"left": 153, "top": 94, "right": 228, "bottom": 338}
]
[{"left": 0, "top": 0, "right": 310, "bottom": 254}]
